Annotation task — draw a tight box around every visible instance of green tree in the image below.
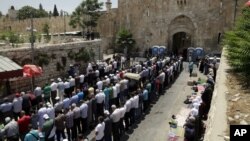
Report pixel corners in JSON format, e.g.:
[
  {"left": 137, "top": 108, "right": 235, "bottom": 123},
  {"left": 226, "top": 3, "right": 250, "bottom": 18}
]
[
  {"left": 116, "top": 28, "right": 136, "bottom": 57},
  {"left": 8, "top": 32, "right": 20, "bottom": 47},
  {"left": 42, "top": 23, "right": 50, "bottom": 42},
  {"left": 17, "top": 5, "right": 48, "bottom": 20},
  {"left": 0, "top": 11, "right": 2, "bottom": 18},
  {"left": 53, "top": 4, "right": 59, "bottom": 17},
  {"left": 69, "top": 0, "right": 103, "bottom": 37},
  {"left": 39, "top": 3, "right": 43, "bottom": 10},
  {"left": 223, "top": 6, "right": 250, "bottom": 84}
]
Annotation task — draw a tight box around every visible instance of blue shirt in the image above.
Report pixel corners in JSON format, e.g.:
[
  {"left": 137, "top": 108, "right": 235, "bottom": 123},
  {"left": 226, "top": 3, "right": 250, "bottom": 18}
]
[
  {"left": 77, "top": 92, "right": 84, "bottom": 102},
  {"left": 63, "top": 98, "right": 71, "bottom": 109},
  {"left": 103, "top": 88, "right": 109, "bottom": 100},
  {"left": 71, "top": 95, "right": 79, "bottom": 105},
  {"left": 24, "top": 130, "right": 39, "bottom": 141},
  {"left": 143, "top": 90, "right": 149, "bottom": 101}
]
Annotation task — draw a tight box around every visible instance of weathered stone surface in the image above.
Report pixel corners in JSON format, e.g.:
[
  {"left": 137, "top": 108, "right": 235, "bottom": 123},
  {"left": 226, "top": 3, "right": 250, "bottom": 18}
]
[{"left": 98, "top": 0, "right": 249, "bottom": 54}]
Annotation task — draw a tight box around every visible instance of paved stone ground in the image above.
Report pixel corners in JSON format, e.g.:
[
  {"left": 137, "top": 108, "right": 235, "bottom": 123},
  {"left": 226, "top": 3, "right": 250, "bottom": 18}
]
[{"left": 87, "top": 63, "right": 200, "bottom": 141}]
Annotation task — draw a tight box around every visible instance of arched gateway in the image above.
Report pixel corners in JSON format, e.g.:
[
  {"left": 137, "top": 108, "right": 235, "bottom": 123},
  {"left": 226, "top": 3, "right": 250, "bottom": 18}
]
[{"left": 168, "top": 15, "right": 196, "bottom": 59}]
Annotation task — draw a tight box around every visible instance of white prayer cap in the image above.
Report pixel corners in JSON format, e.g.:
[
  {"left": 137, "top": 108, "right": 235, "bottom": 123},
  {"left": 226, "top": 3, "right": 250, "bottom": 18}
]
[
  {"left": 43, "top": 114, "right": 50, "bottom": 120},
  {"left": 104, "top": 110, "right": 110, "bottom": 115}
]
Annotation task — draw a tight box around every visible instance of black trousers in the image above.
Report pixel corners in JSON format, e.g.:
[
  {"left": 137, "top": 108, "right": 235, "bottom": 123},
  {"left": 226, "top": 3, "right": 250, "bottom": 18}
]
[
  {"left": 96, "top": 103, "right": 104, "bottom": 119},
  {"left": 66, "top": 127, "right": 73, "bottom": 141},
  {"left": 81, "top": 117, "right": 88, "bottom": 134},
  {"left": 56, "top": 129, "right": 66, "bottom": 141},
  {"left": 124, "top": 112, "right": 130, "bottom": 130},
  {"left": 51, "top": 90, "right": 57, "bottom": 105},
  {"left": 112, "top": 121, "right": 120, "bottom": 141},
  {"left": 119, "top": 117, "right": 125, "bottom": 134},
  {"left": 130, "top": 108, "right": 135, "bottom": 125},
  {"left": 73, "top": 118, "right": 81, "bottom": 137}
]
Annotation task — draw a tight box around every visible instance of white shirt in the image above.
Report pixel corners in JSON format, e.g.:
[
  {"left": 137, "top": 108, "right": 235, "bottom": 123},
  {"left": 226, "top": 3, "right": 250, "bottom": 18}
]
[
  {"left": 50, "top": 82, "right": 58, "bottom": 91},
  {"left": 111, "top": 109, "right": 121, "bottom": 123},
  {"left": 115, "top": 83, "right": 121, "bottom": 94},
  {"left": 73, "top": 107, "right": 81, "bottom": 119},
  {"left": 64, "top": 81, "right": 70, "bottom": 89},
  {"left": 54, "top": 101, "right": 63, "bottom": 112},
  {"left": 125, "top": 100, "right": 132, "bottom": 112},
  {"left": 106, "top": 78, "right": 110, "bottom": 85},
  {"left": 112, "top": 86, "right": 117, "bottom": 98},
  {"left": 80, "top": 103, "right": 88, "bottom": 118},
  {"left": 57, "top": 81, "right": 65, "bottom": 91},
  {"left": 38, "top": 107, "right": 47, "bottom": 128},
  {"left": 95, "top": 70, "right": 100, "bottom": 77},
  {"left": 96, "top": 81, "right": 103, "bottom": 90},
  {"left": 34, "top": 87, "right": 42, "bottom": 96},
  {"left": 119, "top": 107, "right": 126, "bottom": 118},
  {"left": 192, "top": 102, "right": 200, "bottom": 110},
  {"left": 124, "top": 79, "right": 128, "bottom": 89},
  {"left": 95, "top": 92, "right": 105, "bottom": 104},
  {"left": 79, "top": 74, "right": 85, "bottom": 83},
  {"left": 190, "top": 108, "right": 199, "bottom": 117},
  {"left": 113, "top": 61, "right": 117, "bottom": 69},
  {"left": 12, "top": 97, "right": 23, "bottom": 113},
  {"left": 95, "top": 122, "right": 105, "bottom": 140},
  {"left": 133, "top": 95, "right": 139, "bottom": 108},
  {"left": 69, "top": 78, "right": 75, "bottom": 87}
]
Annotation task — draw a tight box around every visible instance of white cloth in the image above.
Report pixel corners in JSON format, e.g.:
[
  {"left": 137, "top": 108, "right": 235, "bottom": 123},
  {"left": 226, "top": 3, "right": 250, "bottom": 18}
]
[
  {"left": 112, "top": 86, "right": 117, "bottom": 98},
  {"left": 80, "top": 103, "right": 88, "bottom": 118},
  {"left": 34, "top": 87, "right": 42, "bottom": 97},
  {"left": 38, "top": 107, "right": 47, "bottom": 128},
  {"left": 132, "top": 95, "right": 139, "bottom": 108},
  {"left": 95, "top": 122, "right": 105, "bottom": 140},
  {"left": 96, "top": 81, "right": 103, "bottom": 90},
  {"left": 12, "top": 97, "right": 23, "bottom": 113},
  {"left": 119, "top": 107, "right": 126, "bottom": 118},
  {"left": 50, "top": 82, "right": 58, "bottom": 91},
  {"left": 111, "top": 109, "right": 121, "bottom": 123},
  {"left": 79, "top": 74, "right": 85, "bottom": 83},
  {"left": 115, "top": 83, "right": 121, "bottom": 94},
  {"left": 125, "top": 100, "right": 132, "bottom": 112},
  {"left": 190, "top": 108, "right": 199, "bottom": 117},
  {"left": 95, "top": 92, "right": 105, "bottom": 104},
  {"left": 69, "top": 78, "right": 75, "bottom": 87},
  {"left": 64, "top": 81, "right": 70, "bottom": 89},
  {"left": 123, "top": 79, "right": 128, "bottom": 89}
]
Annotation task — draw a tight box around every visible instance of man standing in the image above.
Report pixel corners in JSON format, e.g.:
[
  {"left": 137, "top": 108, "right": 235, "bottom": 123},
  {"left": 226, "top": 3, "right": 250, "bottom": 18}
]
[
  {"left": 57, "top": 78, "right": 65, "bottom": 101},
  {"left": 72, "top": 103, "right": 81, "bottom": 138},
  {"left": 34, "top": 85, "right": 42, "bottom": 104},
  {"left": 55, "top": 111, "right": 66, "bottom": 141},
  {"left": 65, "top": 107, "right": 74, "bottom": 141},
  {"left": 21, "top": 92, "right": 31, "bottom": 115},
  {"left": 124, "top": 98, "right": 132, "bottom": 130},
  {"left": 104, "top": 110, "right": 112, "bottom": 141},
  {"left": 12, "top": 93, "right": 23, "bottom": 120},
  {"left": 96, "top": 79, "right": 103, "bottom": 91},
  {"left": 18, "top": 111, "right": 31, "bottom": 141},
  {"left": 42, "top": 114, "right": 55, "bottom": 141},
  {"left": 95, "top": 116, "right": 105, "bottom": 141},
  {"left": 50, "top": 79, "right": 58, "bottom": 106},
  {"left": 143, "top": 88, "right": 149, "bottom": 113},
  {"left": 69, "top": 76, "right": 76, "bottom": 95},
  {"left": 3, "top": 117, "right": 19, "bottom": 141},
  {"left": 43, "top": 83, "right": 51, "bottom": 103},
  {"left": 189, "top": 61, "right": 194, "bottom": 77},
  {"left": 95, "top": 89, "right": 105, "bottom": 119},
  {"left": 79, "top": 100, "right": 88, "bottom": 134},
  {"left": 110, "top": 105, "right": 121, "bottom": 141},
  {"left": 38, "top": 103, "right": 47, "bottom": 130},
  {"left": 24, "top": 124, "right": 39, "bottom": 141}
]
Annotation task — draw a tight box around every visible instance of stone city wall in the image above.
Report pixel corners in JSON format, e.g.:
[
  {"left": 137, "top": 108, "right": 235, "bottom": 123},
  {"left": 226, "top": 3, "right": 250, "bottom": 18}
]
[{"left": 0, "top": 40, "right": 102, "bottom": 93}]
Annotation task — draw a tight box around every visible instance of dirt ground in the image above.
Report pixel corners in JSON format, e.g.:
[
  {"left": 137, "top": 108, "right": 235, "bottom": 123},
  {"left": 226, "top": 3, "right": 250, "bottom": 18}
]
[{"left": 226, "top": 72, "right": 250, "bottom": 133}]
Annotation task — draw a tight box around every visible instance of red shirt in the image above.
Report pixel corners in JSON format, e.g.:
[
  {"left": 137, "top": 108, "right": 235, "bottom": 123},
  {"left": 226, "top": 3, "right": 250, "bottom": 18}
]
[{"left": 18, "top": 115, "right": 31, "bottom": 133}]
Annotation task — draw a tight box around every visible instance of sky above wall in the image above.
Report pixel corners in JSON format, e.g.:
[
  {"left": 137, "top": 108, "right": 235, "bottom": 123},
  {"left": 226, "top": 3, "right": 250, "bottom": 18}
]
[{"left": 0, "top": 0, "right": 118, "bottom": 14}]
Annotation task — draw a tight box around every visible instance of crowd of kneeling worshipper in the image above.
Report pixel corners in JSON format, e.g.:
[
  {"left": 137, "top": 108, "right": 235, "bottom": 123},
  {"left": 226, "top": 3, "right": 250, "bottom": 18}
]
[
  {"left": 169, "top": 57, "right": 216, "bottom": 141},
  {"left": 0, "top": 55, "right": 184, "bottom": 141}
]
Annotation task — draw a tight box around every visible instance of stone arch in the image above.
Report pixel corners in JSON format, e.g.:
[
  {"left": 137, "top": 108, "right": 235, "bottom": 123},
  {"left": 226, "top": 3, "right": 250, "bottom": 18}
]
[{"left": 168, "top": 15, "right": 196, "bottom": 56}]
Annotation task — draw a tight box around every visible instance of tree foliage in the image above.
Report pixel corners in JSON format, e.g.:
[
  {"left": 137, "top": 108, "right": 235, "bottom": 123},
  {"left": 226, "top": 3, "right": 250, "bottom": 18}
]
[
  {"left": 0, "top": 11, "right": 2, "bottom": 18},
  {"left": 69, "top": 0, "right": 103, "bottom": 31},
  {"left": 116, "top": 28, "right": 136, "bottom": 56},
  {"left": 53, "top": 4, "right": 59, "bottom": 17},
  {"left": 17, "top": 5, "right": 48, "bottom": 20},
  {"left": 223, "top": 6, "right": 250, "bottom": 81},
  {"left": 42, "top": 23, "right": 50, "bottom": 42}
]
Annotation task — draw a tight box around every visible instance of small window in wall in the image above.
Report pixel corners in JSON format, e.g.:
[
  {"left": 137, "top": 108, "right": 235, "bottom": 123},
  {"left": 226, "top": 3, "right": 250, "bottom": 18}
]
[{"left": 177, "top": 0, "right": 187, "bottom": 6}]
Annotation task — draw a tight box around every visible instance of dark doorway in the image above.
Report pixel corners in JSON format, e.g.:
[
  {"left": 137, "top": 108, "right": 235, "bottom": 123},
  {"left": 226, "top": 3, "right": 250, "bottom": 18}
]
[{"left": 172, "top": 32, "right": 191, "bottom": 55}]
